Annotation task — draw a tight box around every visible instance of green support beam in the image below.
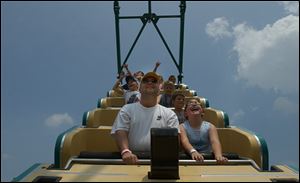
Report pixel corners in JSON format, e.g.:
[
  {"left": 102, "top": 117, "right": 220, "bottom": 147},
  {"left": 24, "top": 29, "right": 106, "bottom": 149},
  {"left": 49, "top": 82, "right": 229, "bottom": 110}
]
[
  {"left": 113, "top": 1, "right": 122, "bottom": 74},
  {"left": 178, "top": 1, "right": 186, "bottom": 84},
  {"left": 113, "top": 1, "right": 186, "bottom": 83}
]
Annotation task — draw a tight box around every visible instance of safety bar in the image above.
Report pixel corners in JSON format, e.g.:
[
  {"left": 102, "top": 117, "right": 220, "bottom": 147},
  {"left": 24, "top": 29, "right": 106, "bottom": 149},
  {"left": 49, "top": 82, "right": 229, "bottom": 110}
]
[{"left": 64, "top": 157, "right": 261, "bottom": 170}]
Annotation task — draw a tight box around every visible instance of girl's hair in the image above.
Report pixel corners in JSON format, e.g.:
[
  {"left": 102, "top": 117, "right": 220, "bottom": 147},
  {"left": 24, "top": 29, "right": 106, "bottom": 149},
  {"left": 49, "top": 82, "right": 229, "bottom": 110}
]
[
  {"left": 184, "top": 98, "right": 204, "bottom": 119},
  {"left": 184, "top": 98, "right": 201, "bottom": 111}
]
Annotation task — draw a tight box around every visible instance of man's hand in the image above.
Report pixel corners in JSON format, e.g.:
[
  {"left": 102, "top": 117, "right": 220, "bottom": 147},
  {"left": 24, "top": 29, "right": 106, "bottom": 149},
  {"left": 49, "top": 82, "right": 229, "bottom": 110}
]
[
  {"left": 153, "top": 61, "right": 161, "bottom": 72},
  {"left": 118, "top": 71, "right": 125, "bottom": 79},
  {"left": 122, "top": 151, "right": 138, "bottom": 165},
  {"left": 123, "top": 64, "right": 128, "bottom": 69},
  {"left": 155, "top": 61, "right": 161, "bottom": 67}
]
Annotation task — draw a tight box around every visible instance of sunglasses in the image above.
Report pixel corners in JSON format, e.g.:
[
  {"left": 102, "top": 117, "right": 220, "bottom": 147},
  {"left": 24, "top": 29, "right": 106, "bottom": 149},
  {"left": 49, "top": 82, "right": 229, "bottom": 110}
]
[{"left": 142, "top": 78, "right": 158, "bottom": 84}]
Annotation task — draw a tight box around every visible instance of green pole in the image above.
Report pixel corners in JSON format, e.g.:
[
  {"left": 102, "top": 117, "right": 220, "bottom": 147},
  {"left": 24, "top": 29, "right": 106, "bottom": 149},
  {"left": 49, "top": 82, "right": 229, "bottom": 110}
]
[
  {"left": 123, "top": 22, "right": 147, "bottom": 66},
  {"left": 148, "top": 1, "right": 152, "bottom": 15},
  {"left": 114, "top": 1, "right": 122, "bottom": 74},
  {"left": 178, "top": 1, "right": 186, "bottom": 84}
]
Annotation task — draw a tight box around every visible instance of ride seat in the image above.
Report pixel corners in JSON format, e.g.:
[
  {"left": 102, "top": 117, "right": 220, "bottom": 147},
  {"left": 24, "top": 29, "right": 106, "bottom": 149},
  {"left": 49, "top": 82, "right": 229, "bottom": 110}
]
[
  {"left": 55, "top": 126, "right": 267, "bottom": 170},
  {"left": 82, "top": 106, "right": 228, "bottom": 128},
  {"left": 98, "top": 96, "right": 209, "bottom": 109}
]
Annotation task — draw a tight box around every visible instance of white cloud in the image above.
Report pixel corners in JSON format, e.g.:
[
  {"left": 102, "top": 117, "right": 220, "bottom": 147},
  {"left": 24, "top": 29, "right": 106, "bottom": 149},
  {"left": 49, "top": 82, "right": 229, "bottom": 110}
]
[
  {"left": 233, "top": 15, "right": 299, "bottom": 94},
  {"left": 279, "top": 1, "right": 299, "bottom": 14},
  {"left": 205, "top": 17, "right": 232, "bottom": 40},
  {"left": 251, "top": 106, "right": 259, "bottom": 112},
  {"left": 231, "top": 109, "right": 245, "bottom": 124},
  {"left": 273, "top": 96, "right": 298, "bottom": 114},
  {"left": 45, "top": 113, "right": 74, "bottom": 127}
]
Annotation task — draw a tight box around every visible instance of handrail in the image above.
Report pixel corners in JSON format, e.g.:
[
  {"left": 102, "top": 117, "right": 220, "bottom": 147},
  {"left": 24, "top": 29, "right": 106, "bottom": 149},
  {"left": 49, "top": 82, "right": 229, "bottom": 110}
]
[{"left": 64, "top": 157, "right": 261, "bottom": 170}]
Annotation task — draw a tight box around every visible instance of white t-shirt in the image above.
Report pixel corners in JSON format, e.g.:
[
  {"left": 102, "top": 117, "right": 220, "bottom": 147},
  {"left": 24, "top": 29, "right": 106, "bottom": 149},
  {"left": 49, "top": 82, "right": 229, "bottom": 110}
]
[
  {"left": 111, "top": 102, "right": 180, "bottom": 151},
  {"left": 124, "top": 90, "right": 140, "bottom": 104}
]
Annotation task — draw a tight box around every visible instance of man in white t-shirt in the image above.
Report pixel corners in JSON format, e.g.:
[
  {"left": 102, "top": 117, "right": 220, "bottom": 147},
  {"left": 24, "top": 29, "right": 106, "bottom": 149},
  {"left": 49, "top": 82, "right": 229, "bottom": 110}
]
[{"left": 111, "top": 71, "right": 180, "bottom": 164}]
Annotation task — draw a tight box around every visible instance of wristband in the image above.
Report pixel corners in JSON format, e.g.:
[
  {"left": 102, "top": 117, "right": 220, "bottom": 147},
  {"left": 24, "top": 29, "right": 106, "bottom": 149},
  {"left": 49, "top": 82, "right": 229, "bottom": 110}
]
[
  {"left": 189, "top": 149, "right": 197, "bottom": 155},
  {"left": 121, "top": 149, "right": 132, "bottom": 156}
]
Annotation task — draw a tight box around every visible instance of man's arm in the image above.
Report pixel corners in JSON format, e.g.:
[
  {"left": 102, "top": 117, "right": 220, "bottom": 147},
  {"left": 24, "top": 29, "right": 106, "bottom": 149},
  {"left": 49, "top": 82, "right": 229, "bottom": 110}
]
[
  {"left": 115, "top": 130, "right": 130, "bottom": 151},
  {"left": 112, "top": 78, "right": 122, "bottom": 91},
  {"left": 113, "top": 73, "right": 125, "bottom": 91},
  {"left": 123, "top": 64, "right": 132, "bottom": 76},
  {"left": 153, "top": 61, "right": 161, "bottom": 72},
  {"left": 115, "top": 130, "right": 138, "bottom": 164}
]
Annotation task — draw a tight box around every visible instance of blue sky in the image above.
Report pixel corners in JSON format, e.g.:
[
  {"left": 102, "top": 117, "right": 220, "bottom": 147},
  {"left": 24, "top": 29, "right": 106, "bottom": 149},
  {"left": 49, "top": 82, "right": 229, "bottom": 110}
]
[{"left": 1, "top": 1, "right": 299, "bottom": 181}]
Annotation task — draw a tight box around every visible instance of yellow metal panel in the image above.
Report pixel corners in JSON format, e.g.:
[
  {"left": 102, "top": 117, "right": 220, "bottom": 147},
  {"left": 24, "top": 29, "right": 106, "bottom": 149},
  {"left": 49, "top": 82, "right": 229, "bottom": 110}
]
[
  {"left": 20, "top": 164, "right": 299, "bottom": 182},
  {"left": 218, "top": 128, "right": 262, "bottom": 169},
  {"left": 87, "top": 108, "right": 120, "bottom": 127},
  {"left": 202, "top": 108, "right": 225, "bottom": 128},
  {"left": 59, "top": 127, "right": 265, "bottom": 170},
  {"left": 60, "top": 127, "right": 118, "bottom": 168}
]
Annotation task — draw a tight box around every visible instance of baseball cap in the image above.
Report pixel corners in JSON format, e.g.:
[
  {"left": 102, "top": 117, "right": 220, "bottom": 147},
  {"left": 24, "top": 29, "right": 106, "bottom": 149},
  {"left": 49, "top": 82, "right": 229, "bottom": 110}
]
[{"left": 141, "top": 72, "right": 162, "bottom": 83}]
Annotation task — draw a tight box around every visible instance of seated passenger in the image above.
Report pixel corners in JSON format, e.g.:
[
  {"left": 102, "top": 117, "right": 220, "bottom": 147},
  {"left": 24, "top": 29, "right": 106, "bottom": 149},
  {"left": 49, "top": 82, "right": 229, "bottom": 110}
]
[
  {"left": 159, "top": 80, "right": 175, "bottom": 107},
  {"left": 133, "top": 70, "right": 144, "bottom": 85},
  {"left": 168, "top": 75, "right": 179, "bottom": 89},
  {"left": 124, "top": 76, "right": 140, "bottom": 104},
  {"left": 180, "top": 99, "right": 228, "bottom": 163},
  {"left": 111, "top": 71, "right": 180, "bottom": 164},
  {"left": 168, "top": 75, "right": 176, "bottom": 84},
  {"left": 112, "top": 75, "right": 140, "bottom": 104},
  {"left": 121, "top": 64, "right": 133, "bottom": 90},
  {"left": 172, "top": 92, "right": 186, "bottom": 124},
  {"left": 112, "top": 72, "right": 126, "bottom": 95},
  {"left": 125, "top": 61, "right": 160, "bottom": 86}
]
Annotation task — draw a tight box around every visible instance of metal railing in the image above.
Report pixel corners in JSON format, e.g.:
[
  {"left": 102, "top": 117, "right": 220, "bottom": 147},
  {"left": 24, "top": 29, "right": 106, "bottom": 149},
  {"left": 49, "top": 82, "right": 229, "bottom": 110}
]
[{"left": 64, "top": 157, "right": 261, "bottom": 171}]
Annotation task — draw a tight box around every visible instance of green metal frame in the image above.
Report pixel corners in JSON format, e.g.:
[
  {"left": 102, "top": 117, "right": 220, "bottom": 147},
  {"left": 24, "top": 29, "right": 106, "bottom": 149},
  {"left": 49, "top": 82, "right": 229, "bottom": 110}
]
[
  {"left": 236, "top": 127, "right": 269, "bottom": 171},
  {"left": 114, "top": 1, "right": 186, "bottom": 83},
  {"left": 82, "top": 111, "right": 89, "bottom": 126},
  {"left": 54, "top": 125, "right": 79, "bottom": 168},
  {"left": 223, "top": 112, "right": 230, "bottom": 128},
  {"left": 12, "top": 163, "right": 42, "bottom": 182}
]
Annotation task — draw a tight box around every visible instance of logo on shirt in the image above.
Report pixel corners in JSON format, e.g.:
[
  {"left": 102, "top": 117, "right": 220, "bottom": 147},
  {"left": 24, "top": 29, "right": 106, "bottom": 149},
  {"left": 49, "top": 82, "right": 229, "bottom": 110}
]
[{"left": 156, "top": 115, "right": 162, "bottom": 120}]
